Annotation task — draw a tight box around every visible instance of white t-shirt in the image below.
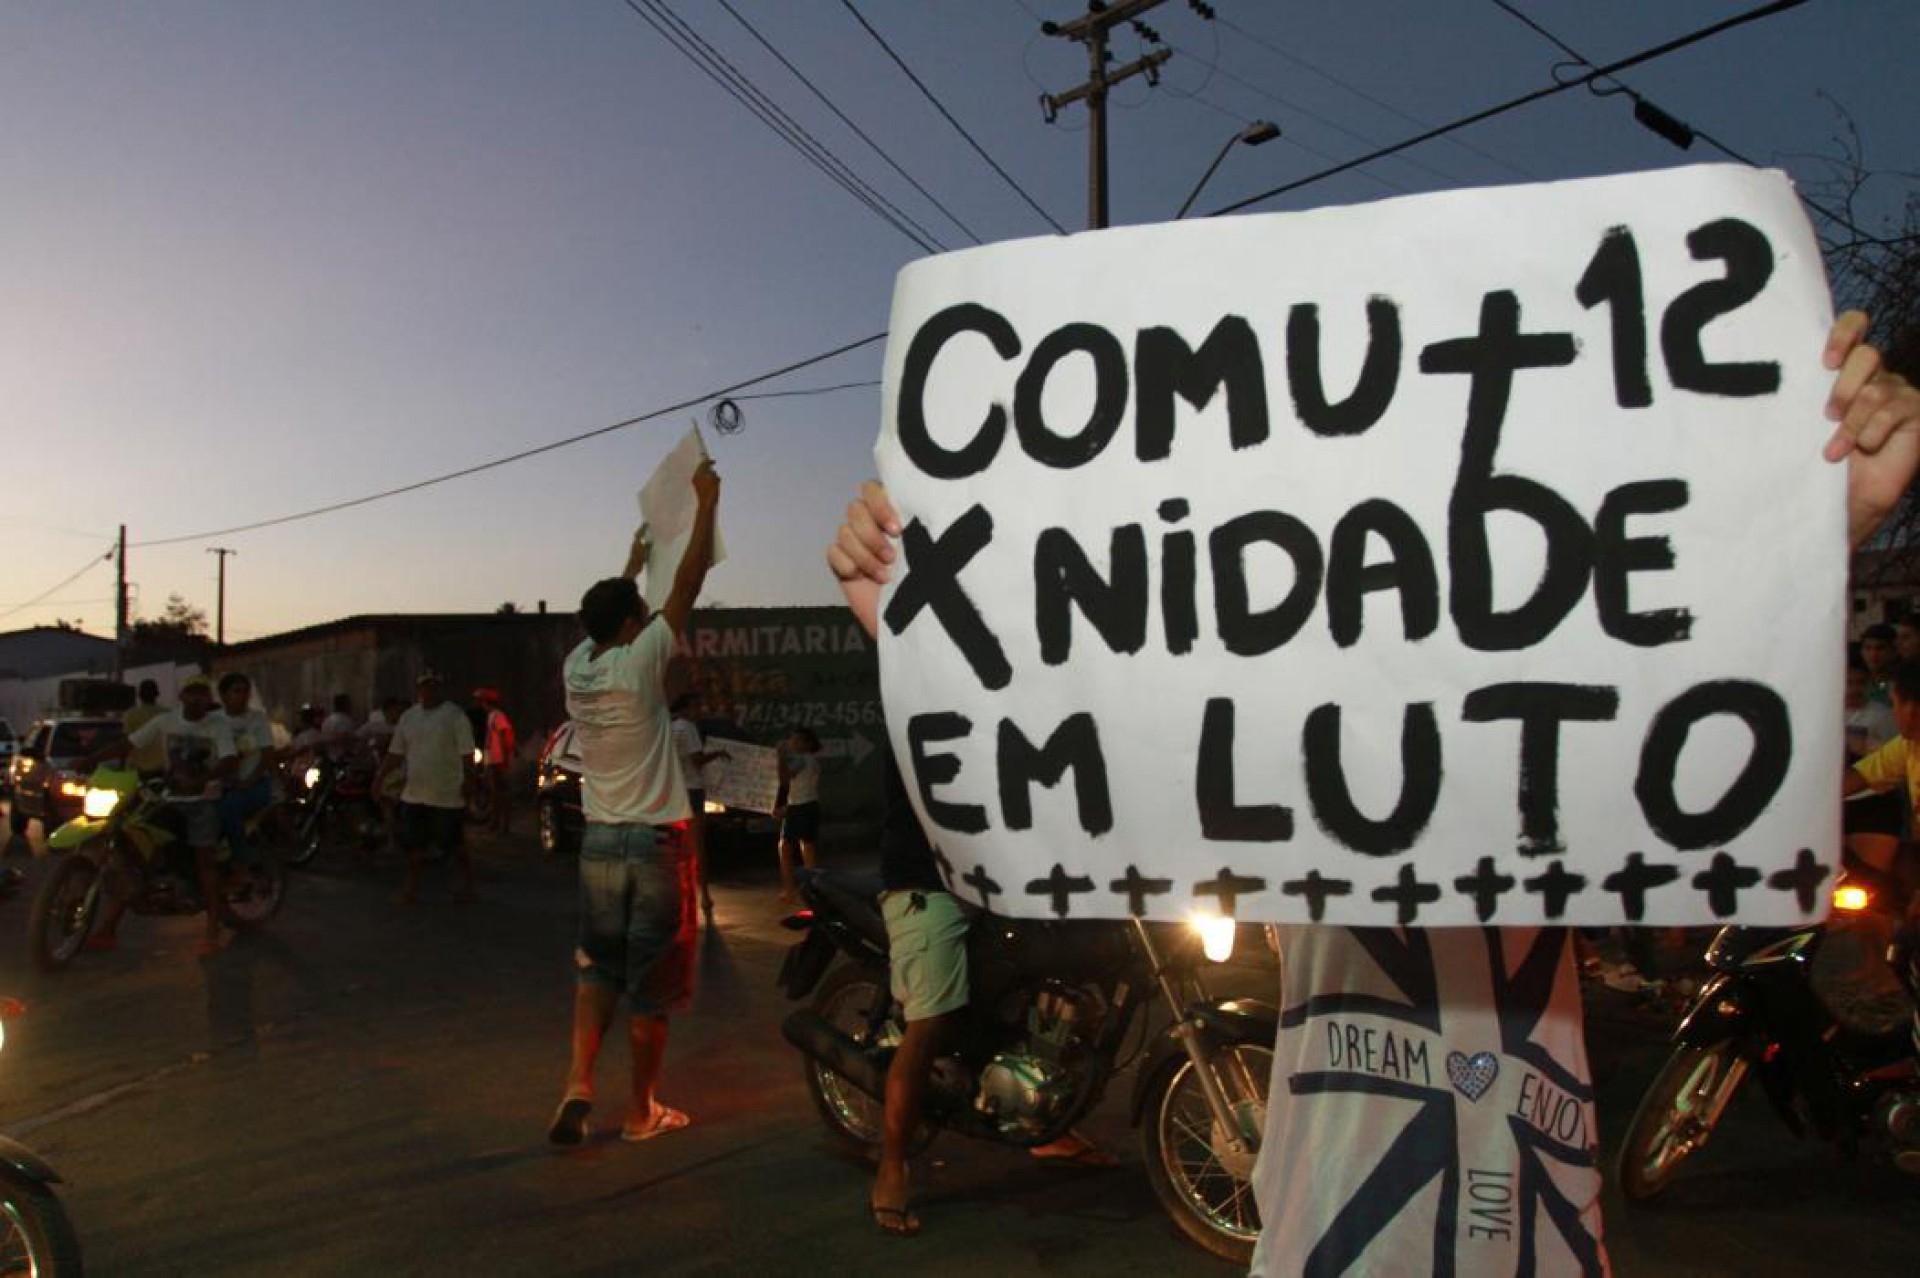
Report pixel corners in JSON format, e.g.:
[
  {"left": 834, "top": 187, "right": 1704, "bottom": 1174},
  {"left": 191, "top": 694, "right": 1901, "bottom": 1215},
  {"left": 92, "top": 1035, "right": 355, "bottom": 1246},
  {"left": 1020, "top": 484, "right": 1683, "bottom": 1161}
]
[
  {"left": 128, "top": 709, "right": 237, "bottom": 801},
  {"left": 670, "top": 716, "right": 708, "bottom": 791},
  {"left": 784, "top": 751, "right": 821, "bottom": 806},
  {"left": 220, "top": 708, "right": 276, "bottom": 783},
  {"left": 360, "top": 711, "right": 399, "bottom": 750},
  {"left": 1846, "top": 699, "right": 1897, "bottom": 761},
  {"left": 563, "top": 618, "right": 688, "bottom": 825},
  {"left": 387, "top": 701, "right": 474, "bottom": 810},
  {"left": 1250, "top": 926, "right": 1608, "bottom": 1278},
  {"left": 321, "top": 710, "right": 357, "bottom": 759}
]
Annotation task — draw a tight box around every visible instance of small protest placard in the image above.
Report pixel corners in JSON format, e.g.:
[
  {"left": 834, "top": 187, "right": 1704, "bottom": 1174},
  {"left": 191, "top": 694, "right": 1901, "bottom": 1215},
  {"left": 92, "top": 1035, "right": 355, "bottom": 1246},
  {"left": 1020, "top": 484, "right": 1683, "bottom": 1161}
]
[
  {"left": 704, "top": 737, "right": 781, "bottom": 815},
  {"left": 875, "top": 165, "right": 1840, "bottom": 927},
  {"left": 639, "top": 425, "right": 727, "bottom": 611}
]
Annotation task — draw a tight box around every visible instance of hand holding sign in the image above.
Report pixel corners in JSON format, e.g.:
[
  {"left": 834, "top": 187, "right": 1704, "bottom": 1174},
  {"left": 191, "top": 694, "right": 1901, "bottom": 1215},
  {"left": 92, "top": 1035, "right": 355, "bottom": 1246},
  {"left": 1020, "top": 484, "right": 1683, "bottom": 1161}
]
[
  {"left": 1824, "top": 309, "right": 1920, "bottom": 547},
  {"left": 873, "top": 164, "right": 1881, "bottom": 929}
]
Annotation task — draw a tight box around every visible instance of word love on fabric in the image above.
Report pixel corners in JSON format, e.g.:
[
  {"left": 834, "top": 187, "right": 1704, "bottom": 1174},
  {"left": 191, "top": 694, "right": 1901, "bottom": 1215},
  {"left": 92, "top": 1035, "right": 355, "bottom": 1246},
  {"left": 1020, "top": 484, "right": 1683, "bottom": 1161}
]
[{"left": 875, "top": 164, "right": 1841, "bottom": 928}]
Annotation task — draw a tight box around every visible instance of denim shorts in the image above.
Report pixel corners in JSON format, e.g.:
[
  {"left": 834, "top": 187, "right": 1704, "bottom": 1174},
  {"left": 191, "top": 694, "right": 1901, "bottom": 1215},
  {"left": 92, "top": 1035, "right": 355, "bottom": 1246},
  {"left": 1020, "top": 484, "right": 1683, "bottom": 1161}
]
[{"left": 575, "top": 822, "right": 695, "bottom": 1015}]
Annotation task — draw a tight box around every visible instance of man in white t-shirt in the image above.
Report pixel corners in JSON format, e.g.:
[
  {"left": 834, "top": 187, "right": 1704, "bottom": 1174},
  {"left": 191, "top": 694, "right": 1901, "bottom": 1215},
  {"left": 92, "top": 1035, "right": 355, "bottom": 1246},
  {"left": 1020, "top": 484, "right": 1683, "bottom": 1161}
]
[
  {"left": 375, "top": 671, "right": 476, "bottom": 904},
  {"left": 548, "top": 457, "right": 719, "bottom": 1148},
  {"left": 84, "top": 673, "right": 239, "bottom": 957}
]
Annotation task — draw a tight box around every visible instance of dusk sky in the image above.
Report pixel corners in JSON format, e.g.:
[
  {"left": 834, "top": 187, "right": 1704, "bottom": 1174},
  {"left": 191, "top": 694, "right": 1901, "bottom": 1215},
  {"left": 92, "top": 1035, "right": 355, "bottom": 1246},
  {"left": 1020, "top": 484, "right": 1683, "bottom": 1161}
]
[{"left": 1, "top": 1, "right": 1912, "bottom": 643}]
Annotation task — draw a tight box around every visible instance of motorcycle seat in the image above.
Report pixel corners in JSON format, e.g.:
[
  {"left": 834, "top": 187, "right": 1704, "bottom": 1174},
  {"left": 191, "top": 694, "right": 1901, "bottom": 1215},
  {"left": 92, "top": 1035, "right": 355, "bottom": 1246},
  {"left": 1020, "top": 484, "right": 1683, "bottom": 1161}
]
[{"left": 801, "top": 868, "right": 889, "bottom": 952}]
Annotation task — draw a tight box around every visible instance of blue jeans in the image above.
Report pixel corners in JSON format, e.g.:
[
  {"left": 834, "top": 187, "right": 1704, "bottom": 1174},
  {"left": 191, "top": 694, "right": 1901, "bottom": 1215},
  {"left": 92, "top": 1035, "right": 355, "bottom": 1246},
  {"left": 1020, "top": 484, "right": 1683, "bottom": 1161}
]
[
  {"left": 575, "top": 822, "right": 695, "bottom": 1016},
  {"left": 216, "top": 777, "right": 273, "bottom": 861}
]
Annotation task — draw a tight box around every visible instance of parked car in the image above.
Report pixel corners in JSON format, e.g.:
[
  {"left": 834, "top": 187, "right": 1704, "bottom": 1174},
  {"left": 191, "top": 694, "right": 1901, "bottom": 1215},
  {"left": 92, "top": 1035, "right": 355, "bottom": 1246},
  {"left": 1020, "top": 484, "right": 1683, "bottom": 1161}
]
[
  {"left": 534, "top": 718, "right": 777, "bottom": 856},
  {"left": 0, "top": 718, "right": 16, "bottom": 795},
  {"left": 8, "top": 717, "right": 125, "bottom": 841}
]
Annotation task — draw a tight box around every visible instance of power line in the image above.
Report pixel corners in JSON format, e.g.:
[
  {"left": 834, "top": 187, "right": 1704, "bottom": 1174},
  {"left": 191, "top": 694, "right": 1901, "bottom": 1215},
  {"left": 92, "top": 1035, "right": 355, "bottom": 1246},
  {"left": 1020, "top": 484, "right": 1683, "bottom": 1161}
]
[
  {"left": 1218, "top": 15, "right": 1537, "bottom": 182},
  {"left": 621, "top": 0, "right": 946, "bottom": 254},
  {"left": 0, "top": 551, "right": 114, "bottom": 624},
  {"left": 1482, "top": 0, "right": 1889, "bottom": 248},
  {"left": 840, "top": 0, "right": 1068, "bottom": 235},
  {"left": 715, "top": 0, "right": 984, "bottom": 247},
  {"left": 729, "top": 379, "right": 879, "bottom": 402},
  {"left": 132, "top": 332, "right": 887, "bottom": 549},
  {"left": 1209, "top": 0, "right": 1812, "bottom": 217}
]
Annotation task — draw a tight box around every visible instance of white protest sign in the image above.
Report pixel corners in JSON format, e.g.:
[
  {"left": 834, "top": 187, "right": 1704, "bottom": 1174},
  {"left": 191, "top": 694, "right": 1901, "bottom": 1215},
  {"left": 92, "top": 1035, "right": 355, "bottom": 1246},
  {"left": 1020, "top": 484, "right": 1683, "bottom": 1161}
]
[
  {"left": 639, "top": 425, "right": 727, "bottom": 611},
  {"left": 704, "top": 737, "right": 781, "bottom": 815},
  {"left": 876, "top": 164, "right": 1841, "bottom": 928}
]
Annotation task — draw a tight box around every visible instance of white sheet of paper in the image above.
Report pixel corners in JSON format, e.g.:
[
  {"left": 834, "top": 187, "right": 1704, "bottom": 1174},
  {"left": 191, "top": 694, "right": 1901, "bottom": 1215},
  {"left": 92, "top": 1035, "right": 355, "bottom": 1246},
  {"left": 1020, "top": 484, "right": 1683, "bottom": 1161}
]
[
  {"left": 703, "top": 738, "right": 781, "bottom": 814},
  {"left": 638, "top": 425, "right": 727, "bottom": 610},
  {"left": 876, "top": 164, "right": 1839, "bottom": 927}
]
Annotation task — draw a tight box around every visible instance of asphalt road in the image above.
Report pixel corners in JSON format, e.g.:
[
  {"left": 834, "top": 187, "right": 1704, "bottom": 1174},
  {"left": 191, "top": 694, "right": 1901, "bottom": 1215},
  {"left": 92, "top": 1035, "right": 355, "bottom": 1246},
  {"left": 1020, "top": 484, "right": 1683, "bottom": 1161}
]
[{"left": 1, "top": 806, "right": 1917, "bottom": 1276}]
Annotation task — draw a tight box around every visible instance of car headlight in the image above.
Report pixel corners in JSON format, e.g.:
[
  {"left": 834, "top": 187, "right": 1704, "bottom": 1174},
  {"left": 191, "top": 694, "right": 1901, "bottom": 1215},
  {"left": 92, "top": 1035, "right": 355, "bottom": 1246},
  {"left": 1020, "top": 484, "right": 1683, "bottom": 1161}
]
[
  {"left": 82, "top": 787, "right": 122, "bottom": 819},
  {"left": 59, "top": 779, "right": 91, "bottom": 799},
  {"left": 703, "top": 799, "right": 726, "bottom": 815},
  {"left": 1189, "top": 912, "right": 1237, "bottom": 963}
]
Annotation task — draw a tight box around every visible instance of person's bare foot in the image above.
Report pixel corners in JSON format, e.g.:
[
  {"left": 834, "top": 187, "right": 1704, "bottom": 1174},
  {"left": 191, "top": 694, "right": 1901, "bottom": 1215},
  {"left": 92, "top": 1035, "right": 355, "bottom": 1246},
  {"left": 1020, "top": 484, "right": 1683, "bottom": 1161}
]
[{"left": 870, "top": 1163, "right": 919, "bottom": 1236}]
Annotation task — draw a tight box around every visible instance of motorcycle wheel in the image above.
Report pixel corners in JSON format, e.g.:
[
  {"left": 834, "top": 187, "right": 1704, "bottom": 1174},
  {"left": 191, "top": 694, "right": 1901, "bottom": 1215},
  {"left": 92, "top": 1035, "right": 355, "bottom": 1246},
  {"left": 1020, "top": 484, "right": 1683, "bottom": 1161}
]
[
  {"left": 1617, "top": 1040, "right": 1749, "bottom": 1202},
  {"left": 28, "top": 856, "right": 101, "bottom": 973},
  {"left": 286, "top": 803, "right": 324, "bottom": 869},
  {"left": 802, "top": 963, "right": 932, "bottom": 1160},
  {"left": 1140, "top": 1042, "right": 1272, "bottom": 1266},
  {"left": 217, "top": 856, "right": 287, "bottom": 930},
  {"left": 0, "top": 1180, "right": 83, "bottom": 1278}
]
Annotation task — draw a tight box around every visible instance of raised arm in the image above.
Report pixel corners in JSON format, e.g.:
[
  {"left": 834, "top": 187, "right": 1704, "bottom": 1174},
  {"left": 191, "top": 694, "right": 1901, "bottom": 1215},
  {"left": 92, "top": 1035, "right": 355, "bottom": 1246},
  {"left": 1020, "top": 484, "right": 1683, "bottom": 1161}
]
[{"left": 661, "top": 459, "right": 720, "bottom": 635}]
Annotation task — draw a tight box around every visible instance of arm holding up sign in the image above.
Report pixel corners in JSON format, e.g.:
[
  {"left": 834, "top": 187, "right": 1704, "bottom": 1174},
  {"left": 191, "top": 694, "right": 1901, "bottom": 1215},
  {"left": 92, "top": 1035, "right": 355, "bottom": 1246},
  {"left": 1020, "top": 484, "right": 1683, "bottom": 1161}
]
[{"left": 661, "top": 460, "right": 720, "bottom": 635}]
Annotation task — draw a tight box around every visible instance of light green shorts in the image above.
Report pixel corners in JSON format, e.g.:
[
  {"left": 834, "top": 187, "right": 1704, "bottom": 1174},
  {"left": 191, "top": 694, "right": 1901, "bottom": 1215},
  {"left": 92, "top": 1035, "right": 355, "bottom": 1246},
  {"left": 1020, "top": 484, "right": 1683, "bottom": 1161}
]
[{"left": 880, "top": 889, "right": 970, "bottom": 1023}]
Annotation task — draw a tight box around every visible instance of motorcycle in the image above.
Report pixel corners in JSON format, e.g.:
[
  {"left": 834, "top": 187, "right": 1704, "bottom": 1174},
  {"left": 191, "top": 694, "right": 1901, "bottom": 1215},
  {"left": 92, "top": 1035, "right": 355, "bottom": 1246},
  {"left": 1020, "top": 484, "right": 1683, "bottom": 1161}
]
[
  {"left": 1616, "top": 873, "right": 1920, "bottom": 1200},
  {"left": 27, "top": 767, "right": 288, "bottom": 972},
  {"left": 285, "top": 755, "right": 388, "bottom": 868},
  {"left": 778, "top": 870, "right": 1276, "bottom": 1264},
  {"left": 0, "top": 998, "right": 83, "bottom": 1275}
]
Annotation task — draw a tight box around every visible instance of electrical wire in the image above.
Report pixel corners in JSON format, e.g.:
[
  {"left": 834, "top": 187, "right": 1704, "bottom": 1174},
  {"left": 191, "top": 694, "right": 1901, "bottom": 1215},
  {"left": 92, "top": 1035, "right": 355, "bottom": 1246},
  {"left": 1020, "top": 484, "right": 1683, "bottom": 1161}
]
[
  {"left": 1482, "top": 0, "right": 1889, "bottom": 247},
  {"left": 0, "top": 551, "right": 114, "bottom": 624},
  {"left": 1219, "top": 14, "right": 1537, "bottom": 181},
  {"left": 132, "top": 332, "right": 887, "bottom": 549},
  {"left": 715, "top": 0, "right": 983, "bottom": 247},
  {"left": 840, "top": 0, "right": 1068, "bottom": 235},
  {"left": 728, "top": 379, "right": 879, "bottom": 402},
  {"left": 622, "top": 0, "right": 946, "bottom": 254},
  {"left": 1208, "top": 0, "right": 1813, "bottom": 217}
]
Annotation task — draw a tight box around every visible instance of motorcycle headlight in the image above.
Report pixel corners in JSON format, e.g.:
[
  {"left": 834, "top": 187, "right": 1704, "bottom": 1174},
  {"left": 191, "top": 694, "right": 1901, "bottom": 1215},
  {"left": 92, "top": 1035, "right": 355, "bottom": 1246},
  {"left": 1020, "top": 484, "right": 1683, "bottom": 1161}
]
[
  {"left": 82, "top": 787, "right": 123, "bottom": 819},
  {"left": 703, "top": 799, "right": 726, "bottom": 815},
  {"left": 471, "top": 748, "right": 483, "bottom": 766},
  {"left": 304, "top": 766, "right": 323, "bottom": 790},
  {"left": 1189, "top": 912, "right": 1237, "bottom": 963},
  {"left": 59, "top": 779, "right": 91, "bottom": 799}
]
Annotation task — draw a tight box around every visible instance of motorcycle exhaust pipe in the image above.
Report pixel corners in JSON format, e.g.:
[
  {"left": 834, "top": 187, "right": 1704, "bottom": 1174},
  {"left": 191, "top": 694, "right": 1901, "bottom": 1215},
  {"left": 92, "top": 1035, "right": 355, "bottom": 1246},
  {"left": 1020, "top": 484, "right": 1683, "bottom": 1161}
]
[{"left": 781, "top": 1010, "right": 887, "bottom": 1100}]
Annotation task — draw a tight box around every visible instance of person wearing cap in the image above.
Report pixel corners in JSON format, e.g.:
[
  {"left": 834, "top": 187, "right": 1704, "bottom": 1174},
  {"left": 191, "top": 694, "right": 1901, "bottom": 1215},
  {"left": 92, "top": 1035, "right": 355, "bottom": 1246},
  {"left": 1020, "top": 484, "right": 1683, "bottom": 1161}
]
[
  {"left": 375, "top": 671, "right": 477, "bottom": 903},
  {"left": 82, "top": 673, "right": 240, "bottom": 957},
  {"left": 548, "top": 457, "right": 718, "bottom": 1147}
]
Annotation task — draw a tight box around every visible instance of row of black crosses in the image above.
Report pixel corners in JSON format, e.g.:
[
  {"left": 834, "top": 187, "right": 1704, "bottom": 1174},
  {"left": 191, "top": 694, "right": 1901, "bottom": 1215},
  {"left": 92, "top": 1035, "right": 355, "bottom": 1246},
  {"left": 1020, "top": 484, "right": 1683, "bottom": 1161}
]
[{"left": 931, "top": 847, "right": 1830, "bottom": 924}]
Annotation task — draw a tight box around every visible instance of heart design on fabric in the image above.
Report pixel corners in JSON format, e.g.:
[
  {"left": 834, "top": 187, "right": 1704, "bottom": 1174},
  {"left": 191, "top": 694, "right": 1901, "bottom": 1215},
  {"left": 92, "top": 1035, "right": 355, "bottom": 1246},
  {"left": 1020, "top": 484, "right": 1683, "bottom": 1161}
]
[{"left": 1446, "top": 1051, "right": 1499, "bottom": 1102}]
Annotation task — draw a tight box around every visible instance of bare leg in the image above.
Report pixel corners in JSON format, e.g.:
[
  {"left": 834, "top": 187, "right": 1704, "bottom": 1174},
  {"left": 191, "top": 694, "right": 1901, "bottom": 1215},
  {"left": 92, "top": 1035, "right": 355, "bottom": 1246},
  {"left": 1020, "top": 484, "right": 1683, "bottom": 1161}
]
[
  {"left": 777, "top": 837, "right": 798, "bottom": 901},
  {"left": 688, "top": 812, "right": 713, "bottom": 917},
  {"left": 874, "top": 1012, "right": 947, "bottom": 1234},
  {"left": 565, "top": 982, "right": 620, "bottom": 1100},
  {"left": 799, "top": 837, "right": 818, "bottom": 870},
  {"left": 1848, "top": 831, "right": 1900, "bottom": 874},
  {"left": 628, "top": 1013, "right": 670, "bottom": 1116}
]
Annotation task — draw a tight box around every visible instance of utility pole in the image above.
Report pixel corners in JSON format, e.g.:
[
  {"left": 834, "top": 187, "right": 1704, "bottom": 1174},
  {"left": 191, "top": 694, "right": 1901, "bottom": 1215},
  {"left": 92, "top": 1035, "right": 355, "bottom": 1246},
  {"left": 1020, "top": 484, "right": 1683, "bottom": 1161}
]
[
  {"left": 208, "top": 547, "right": 236, "bottom": 646},
  {"left": 115, "top": 525, "right": 128, "bottom": 680},
  {"left": 1040, "top": 0, "right": 1173, "bottom": 229}
]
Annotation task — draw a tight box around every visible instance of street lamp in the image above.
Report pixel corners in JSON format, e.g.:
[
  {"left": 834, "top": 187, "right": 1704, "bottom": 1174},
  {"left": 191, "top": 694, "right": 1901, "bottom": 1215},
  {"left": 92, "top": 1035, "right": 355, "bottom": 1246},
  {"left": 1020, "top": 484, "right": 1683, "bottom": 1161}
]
[{"left": 1175, "top": 119, "right": 1281, "bottom": 220}]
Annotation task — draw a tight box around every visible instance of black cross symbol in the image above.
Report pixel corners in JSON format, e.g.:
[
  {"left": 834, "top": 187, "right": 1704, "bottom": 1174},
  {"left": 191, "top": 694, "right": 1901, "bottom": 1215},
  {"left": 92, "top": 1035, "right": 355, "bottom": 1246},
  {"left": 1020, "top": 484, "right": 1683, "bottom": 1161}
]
[
  {"left": 1110, "top": 865, "right": 1174, "bottom": 916},
  {"left": 1281, "top": 871, "right": 1352, "bottom": 922},
  {"left": 1194, "top": 867, "right": 1268, "bottom": 917},
  {"left": 1025, "top": 863, "right": 1096, "bottom": 918},
  {"left": 1371, "top": 864, "right": 1441, "bottom": 926},
  {"left": 1522, "top": 860, "right": 1588, "bottom": 919},
  {"left": 1766, "top": 848, "right": 1828, "bottom": 915},
  {"left": 1601, "top": 852, "right": 1679, "bottom": 922},
  {"left": 1453, "top": 856, "right": 1517, "bottom": 923},
  {"left": 1693, "top": 852, "right": 1761, "bottom": 918},
  {"left": 881, "top": 506, "right": 1011, "bottom": 690},
  {"left": 960, "top": 861, "right": 1003, "bottom": 912}
]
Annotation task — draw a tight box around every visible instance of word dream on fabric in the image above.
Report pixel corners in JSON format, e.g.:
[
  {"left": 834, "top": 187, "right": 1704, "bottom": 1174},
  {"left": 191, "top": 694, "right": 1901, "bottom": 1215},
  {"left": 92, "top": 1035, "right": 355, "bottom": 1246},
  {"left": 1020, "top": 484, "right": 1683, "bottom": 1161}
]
[{"left": 877, "top": 165, "right": 1840, "bottom": 928}]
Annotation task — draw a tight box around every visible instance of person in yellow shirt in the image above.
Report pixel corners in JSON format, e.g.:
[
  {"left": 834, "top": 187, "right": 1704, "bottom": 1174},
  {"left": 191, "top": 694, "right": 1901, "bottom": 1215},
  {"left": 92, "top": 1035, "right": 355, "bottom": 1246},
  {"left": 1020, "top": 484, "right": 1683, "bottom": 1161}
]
[{"left": 1844, "top": 661, "right": 1920, "bottom": 873}]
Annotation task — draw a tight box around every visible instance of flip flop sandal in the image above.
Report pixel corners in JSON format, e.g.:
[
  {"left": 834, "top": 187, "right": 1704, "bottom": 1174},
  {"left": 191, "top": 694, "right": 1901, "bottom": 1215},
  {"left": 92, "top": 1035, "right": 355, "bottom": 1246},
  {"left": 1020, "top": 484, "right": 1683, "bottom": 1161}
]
[
  {"left": 620, "top": 1106, "right": 690, "bottom": 1142},
  {"left": 548, "top": 1097, "right": 593, "bottom": 1146}
]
